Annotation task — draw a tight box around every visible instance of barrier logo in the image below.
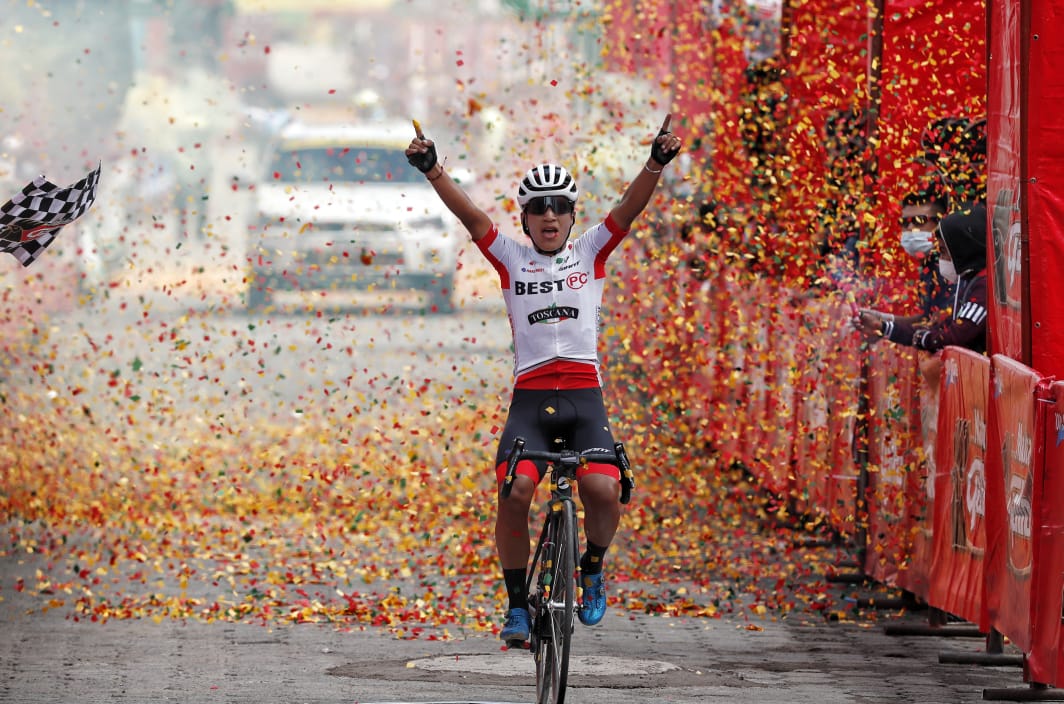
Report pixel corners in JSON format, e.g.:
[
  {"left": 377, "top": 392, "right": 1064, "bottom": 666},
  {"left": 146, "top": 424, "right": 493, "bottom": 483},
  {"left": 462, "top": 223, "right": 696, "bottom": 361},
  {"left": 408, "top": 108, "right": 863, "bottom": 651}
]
[
  {"left": 964, "top": 458, "right": 986, "bottom": 552},
  {"left": 951, "top": 418, "right": 985, "bottom": 554},
  {"left": 1004, "top": 431, "right": 1034, "bottom": 577},
  {"left": 1005, "top": 220, "right": 1023, "bottom": 304},
  {"left": 990, "top": 188, "right": 1023, "bottom": 310},
  {"left": 949, "top": 418, "right": 987, "bottom": 557},
  {"left": 944, "top": 358, "right": 960, "bottom": 387}
]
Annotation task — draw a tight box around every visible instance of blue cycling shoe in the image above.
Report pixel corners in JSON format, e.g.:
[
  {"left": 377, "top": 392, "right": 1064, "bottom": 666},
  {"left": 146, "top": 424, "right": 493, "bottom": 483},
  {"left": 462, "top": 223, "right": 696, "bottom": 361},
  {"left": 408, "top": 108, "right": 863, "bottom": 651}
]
[
  {"left": 500, "top": 607, "right": 531, "bottom": 644},
  {"left": 578, "top": 572, "right": 607, "bottom": 626}
]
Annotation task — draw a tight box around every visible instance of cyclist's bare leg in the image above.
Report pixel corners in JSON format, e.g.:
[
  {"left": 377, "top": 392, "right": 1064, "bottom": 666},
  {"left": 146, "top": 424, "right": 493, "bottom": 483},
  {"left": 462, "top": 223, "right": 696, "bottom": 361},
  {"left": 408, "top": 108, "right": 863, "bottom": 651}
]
[
  {"left": 577, "top": 474, "right": 621, "bottom": 548},
  {"left": 496, "top": 474, "right": 536, "bottom": 569}
]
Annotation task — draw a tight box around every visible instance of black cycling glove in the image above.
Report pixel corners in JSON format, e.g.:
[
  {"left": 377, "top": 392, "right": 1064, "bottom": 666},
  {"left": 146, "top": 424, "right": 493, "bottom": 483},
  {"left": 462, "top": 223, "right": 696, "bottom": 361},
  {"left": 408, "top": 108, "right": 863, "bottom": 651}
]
[
  {"left": 407, "top": 141, "right": 438, "bottom": 174},
  {"left": 650, "top": 128, "right": 680, "bottom": 166}
]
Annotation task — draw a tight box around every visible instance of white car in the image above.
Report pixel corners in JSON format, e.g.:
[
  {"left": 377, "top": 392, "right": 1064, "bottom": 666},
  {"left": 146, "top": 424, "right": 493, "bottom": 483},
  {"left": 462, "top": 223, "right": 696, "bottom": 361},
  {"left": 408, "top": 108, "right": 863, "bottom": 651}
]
[{"left": 246, "top": 120, "right": 466, "bottom": 313}]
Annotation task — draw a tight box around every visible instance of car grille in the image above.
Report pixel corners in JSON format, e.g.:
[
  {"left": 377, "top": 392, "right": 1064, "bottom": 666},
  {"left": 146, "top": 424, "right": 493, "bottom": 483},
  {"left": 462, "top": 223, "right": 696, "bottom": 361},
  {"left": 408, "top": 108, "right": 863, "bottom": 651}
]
[
  {"left": 298, "top": 222, "right": 397, "bottom": 234},
  {"left": 300, "top": 248, "right": 404, "bottom": 268}
]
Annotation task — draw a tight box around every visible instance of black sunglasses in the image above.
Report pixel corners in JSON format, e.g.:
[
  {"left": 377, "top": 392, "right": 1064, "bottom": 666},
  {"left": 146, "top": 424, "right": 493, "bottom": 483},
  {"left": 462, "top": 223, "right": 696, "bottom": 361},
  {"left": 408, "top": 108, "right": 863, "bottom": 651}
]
[
  {"left": 525, "top": 195, "right": 574, "bottom": 216},
  {"left": 898, "top": 214, "right": 940, "bottom": 228}
]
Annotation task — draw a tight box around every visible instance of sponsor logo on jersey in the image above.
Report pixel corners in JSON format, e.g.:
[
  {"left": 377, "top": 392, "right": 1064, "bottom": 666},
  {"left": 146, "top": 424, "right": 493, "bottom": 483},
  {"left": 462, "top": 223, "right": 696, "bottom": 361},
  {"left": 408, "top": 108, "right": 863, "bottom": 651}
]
[
  {"left": 566, "top": 272, "right": 588, "bottom": 289},
  {"left": 515, "top": 280, "right": 565, "bottom": 295},
  {"left": 514, "top": 272, "right": 588, "bottom": 294},
  {"left": 528, "top": 304, "right": 579, "bottom": 325}
]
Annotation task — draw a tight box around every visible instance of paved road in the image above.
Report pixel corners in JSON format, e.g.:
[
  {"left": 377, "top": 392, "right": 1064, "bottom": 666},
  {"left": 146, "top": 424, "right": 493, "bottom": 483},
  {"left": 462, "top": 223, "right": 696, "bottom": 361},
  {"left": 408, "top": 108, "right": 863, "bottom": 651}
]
[
  {"left": 0, "top": 564, "right": 1031, "bottom": 704},
  {"left": 0, "top": 229, "right": 1039, "bottom": 704}
]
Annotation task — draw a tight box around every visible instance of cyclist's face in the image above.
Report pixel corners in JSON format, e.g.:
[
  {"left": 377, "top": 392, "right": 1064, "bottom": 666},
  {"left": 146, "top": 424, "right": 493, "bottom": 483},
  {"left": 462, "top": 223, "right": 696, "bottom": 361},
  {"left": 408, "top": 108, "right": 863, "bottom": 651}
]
[{"left": 523, "top": 205, "right": 575, "bottom": 253}]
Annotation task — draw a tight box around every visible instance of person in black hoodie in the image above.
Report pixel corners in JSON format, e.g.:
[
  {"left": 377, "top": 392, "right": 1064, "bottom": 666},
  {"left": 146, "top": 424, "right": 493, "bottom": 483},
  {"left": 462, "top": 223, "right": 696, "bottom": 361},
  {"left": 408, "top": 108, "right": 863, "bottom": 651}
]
[{"left": 853, "top": 202, "right": 988, "bottom": 354}]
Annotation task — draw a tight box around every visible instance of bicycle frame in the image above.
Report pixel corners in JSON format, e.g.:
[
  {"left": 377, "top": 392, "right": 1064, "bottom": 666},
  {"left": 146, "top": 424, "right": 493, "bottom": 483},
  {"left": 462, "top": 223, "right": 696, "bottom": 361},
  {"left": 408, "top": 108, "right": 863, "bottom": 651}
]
[{"left": 500, "top": 436, "right": 634, "bottom": 704}]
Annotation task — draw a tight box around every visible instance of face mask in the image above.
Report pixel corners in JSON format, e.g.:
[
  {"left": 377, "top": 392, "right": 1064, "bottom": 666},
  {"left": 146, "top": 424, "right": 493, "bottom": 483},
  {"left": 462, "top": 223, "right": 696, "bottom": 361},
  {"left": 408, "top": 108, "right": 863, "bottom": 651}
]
[
  {"left": 938, "top": 258, "right": 958, "bottom": 284},
  {"left": 900, "top": 230, "right": 934, "bottom": 257}
]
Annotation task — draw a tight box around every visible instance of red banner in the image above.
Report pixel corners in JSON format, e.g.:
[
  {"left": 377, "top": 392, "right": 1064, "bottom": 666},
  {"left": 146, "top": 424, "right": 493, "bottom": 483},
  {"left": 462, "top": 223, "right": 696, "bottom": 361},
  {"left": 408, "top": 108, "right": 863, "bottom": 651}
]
[
  {"left": 929, "top": 347, "right": 990, "bottom": 630},
  {"left": 984, "top": 355, "right": 1043, "bottom": 652},
  {"left": 986, "top": 0, "right": 1024, "bottom": 362},
  {"left": 1028, "top": 381, "right": 1064, "bottom": 687},
  {"left": 1025, "top": 0, "right": 1064, "bottom": 379}
]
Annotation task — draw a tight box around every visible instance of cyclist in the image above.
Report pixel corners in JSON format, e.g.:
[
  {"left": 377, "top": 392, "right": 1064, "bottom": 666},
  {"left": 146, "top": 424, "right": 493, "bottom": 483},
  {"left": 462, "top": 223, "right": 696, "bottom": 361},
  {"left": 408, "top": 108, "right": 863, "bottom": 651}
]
[{"left": 406, "top": 115, "right": 682, "bottom": 643}]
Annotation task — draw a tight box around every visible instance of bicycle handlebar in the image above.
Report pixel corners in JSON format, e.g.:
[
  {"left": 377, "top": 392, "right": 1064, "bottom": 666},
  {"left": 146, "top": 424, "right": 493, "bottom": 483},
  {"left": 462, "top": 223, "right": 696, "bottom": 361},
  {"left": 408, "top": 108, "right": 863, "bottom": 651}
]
[{"left": 500, "top": 436, "right": 635, "bottom": 504}]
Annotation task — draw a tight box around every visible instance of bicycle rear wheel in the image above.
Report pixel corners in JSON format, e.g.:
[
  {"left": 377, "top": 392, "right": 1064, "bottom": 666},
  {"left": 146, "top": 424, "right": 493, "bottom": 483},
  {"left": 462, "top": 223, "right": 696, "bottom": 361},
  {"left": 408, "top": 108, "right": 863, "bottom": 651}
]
[{"left": 533, "top": 499, "right": 578, "bottom": 704}]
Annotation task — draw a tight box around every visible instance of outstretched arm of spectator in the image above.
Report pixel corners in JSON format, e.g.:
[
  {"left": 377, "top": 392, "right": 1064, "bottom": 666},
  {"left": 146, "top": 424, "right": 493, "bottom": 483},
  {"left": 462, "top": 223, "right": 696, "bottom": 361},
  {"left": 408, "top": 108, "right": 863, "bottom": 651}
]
[{"left": 881, "top": 277, "right": 988, "bottom": 352}]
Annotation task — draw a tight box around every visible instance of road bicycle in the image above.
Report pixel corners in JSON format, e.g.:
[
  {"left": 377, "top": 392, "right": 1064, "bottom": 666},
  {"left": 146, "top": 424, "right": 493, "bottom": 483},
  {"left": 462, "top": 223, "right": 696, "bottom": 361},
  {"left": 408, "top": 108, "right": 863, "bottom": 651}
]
[{"left": 500, "top": 436, "right": 635, "bottom": 704}]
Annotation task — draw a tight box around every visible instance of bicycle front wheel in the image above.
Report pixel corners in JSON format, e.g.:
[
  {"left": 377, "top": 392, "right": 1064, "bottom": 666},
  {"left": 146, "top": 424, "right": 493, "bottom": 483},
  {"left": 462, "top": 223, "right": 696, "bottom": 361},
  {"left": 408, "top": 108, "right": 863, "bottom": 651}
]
[{"left": 534, "top": 499, "right": 578, "bottom": 704}]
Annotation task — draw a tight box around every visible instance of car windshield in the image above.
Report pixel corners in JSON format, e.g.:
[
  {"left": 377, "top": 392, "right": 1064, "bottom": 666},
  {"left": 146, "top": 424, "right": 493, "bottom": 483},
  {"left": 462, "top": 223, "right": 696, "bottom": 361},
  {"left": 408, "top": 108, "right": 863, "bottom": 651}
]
[{"left": 268, "top": 145, "right": 420, "bottom": 184}]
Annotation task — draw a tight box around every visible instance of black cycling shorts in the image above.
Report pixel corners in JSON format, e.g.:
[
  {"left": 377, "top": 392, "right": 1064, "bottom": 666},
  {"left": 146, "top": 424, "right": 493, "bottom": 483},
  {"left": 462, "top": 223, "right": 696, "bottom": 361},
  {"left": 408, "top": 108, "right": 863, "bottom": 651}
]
[{"left": 493, "top": 387, "right": 620, "bottom": 484}]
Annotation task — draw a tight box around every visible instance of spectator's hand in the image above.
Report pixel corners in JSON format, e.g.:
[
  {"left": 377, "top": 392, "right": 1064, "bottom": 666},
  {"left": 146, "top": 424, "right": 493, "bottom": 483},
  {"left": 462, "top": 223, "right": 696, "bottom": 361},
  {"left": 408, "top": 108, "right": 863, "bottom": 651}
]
[
  {"left": 851, "top": 309, "right": 889, "bottom": 337},
  {"left": 650, "top": 114, "right": 682, "bottom": 166},
  {"left": 405, "top": 119, "right": 438, "bottom": 173},
  {"left": 920, "top": 351, "right": 944, "bottom": 387}
]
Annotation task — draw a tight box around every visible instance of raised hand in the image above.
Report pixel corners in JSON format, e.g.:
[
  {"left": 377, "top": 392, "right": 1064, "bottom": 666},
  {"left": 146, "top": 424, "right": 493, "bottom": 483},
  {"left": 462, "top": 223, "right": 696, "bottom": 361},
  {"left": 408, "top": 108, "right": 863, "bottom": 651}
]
[
  {"left": 406, "top": 118, "right": 438, "bottom": 173},
  {"left": 650, "top": 113, "right": 682, "bottom": 166}
]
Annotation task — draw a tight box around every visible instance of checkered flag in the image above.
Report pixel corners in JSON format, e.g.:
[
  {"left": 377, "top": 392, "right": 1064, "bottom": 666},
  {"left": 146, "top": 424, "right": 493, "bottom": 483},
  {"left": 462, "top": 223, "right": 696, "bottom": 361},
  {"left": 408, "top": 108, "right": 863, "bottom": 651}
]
[{"left": 0, "top": 163, "right": 101, "bottom": 267}]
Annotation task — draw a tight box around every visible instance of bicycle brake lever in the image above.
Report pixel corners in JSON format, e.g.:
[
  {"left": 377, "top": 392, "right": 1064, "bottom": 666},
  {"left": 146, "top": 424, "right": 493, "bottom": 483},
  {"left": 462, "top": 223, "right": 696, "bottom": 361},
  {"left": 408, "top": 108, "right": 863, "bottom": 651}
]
[{"left": 615, "top": 442, "right": 634, "bottom": 504}]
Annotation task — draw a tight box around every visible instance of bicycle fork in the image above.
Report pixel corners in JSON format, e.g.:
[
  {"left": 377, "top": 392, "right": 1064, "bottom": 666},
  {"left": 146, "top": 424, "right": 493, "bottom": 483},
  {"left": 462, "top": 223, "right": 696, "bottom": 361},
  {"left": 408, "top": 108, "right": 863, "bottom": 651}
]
[{"left": 535, "top": 499, "right": 579, "bottom": 641}]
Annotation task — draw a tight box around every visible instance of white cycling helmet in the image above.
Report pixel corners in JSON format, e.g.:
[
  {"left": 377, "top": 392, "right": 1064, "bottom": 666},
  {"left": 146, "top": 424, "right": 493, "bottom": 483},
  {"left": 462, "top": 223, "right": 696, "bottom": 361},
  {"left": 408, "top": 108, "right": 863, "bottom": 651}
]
[{"left": 516, "top": 163, "right": 579, "bottom": 208}]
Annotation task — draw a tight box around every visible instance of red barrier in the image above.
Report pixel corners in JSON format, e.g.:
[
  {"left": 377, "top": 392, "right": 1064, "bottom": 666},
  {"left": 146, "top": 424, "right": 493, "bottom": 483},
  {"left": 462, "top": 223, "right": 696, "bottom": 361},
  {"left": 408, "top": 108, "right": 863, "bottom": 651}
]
[
  {"left": 896, "top": 362, "right": 939, "bottom": 601},
  {"left": 789, "top": 295, "right": 861, "bottom": 534},
  {"left": 1028, "top": 381, "right": 1064, "bottom": 687},
  {"left": 743, "top": 283, "right": 801, "bottom": 496},
  {"left": 984, "top": 356, "right": 1046, "bottom": 654},
  {"left": 706, "top": 270, "right": 751, "bottom": 468},
  {"left": 863, "top": 342, "right": 923, "bottom": 585},
  {"left": 791, "top": 304, "right": 832, "bottom": 521},
  {"left": 929, "top": 347, "right": 990, "bottom": 631},
  {"left": 678, "top": 276, "right": 725, "bottom": 455},
  {"left": 738, "top": 280, "right": 773, "bottom": 476},
  {"left": 717, "top": 277, "right": 794, "bottom": 495}
]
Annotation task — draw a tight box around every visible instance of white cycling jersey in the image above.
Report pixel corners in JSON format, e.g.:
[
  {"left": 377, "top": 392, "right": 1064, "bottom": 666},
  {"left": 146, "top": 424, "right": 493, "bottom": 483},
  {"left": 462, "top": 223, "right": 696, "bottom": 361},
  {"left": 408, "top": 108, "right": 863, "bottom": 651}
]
[{"left": 475, "top": 216, "right": 628, "bottom": 383}]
